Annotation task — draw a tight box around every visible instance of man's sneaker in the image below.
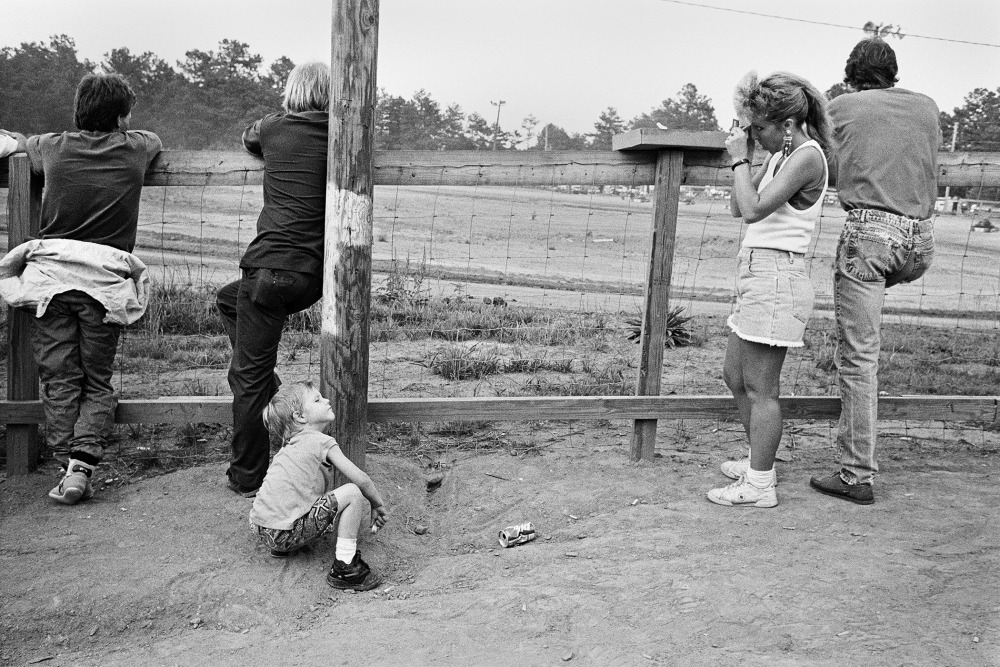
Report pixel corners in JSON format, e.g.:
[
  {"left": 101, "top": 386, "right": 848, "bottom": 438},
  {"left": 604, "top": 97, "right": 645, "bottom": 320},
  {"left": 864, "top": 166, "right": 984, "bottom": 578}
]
[
  {"left": 720, "top": 457, "right": 750, "bottom": 480},
  {"left": 809, "top": 472, "right": 874, "bottom": 505},
  {"left": 48, "top": 459, "right": 96, "bottom": 505},
  {"left": 227, "top": 479, "right": 259, "bottom": 498},
  {"left": 707, "top": 476, "right": 778, "bottom": 508},
  {"left": 327, "top": 554, "right": 381, "bottom": 591}
]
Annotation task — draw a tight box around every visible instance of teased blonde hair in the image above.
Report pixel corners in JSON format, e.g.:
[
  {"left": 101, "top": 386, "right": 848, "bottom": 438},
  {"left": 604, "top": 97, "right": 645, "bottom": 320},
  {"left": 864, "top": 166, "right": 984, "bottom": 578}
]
[
  {"left": 733, "top": 70, "right": 831, "bottom": 151},
  {"left": 283, "top": 61, "right": 331, "bottom": 113}
]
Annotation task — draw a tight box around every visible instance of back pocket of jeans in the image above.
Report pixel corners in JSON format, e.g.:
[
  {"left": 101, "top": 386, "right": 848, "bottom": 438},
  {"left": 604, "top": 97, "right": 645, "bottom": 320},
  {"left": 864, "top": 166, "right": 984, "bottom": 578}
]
[
  {"left": 841, "top": 227, "right": 900, "bottom": 282},
  {"left": 249, "top": 268, "right": 285, "bottom": 310}
]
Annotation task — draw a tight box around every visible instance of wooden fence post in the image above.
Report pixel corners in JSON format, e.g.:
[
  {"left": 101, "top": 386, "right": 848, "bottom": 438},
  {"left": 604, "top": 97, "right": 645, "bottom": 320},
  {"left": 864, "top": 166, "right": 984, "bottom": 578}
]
[
  {"left": 629, "top": 150, "right": 684, "bottom": 461},
  {"left": 6, "top": 155, "right": 42, "bottom": 473},
  {"left": 323, "top": 0, "right": 379, "bottom": 471}
]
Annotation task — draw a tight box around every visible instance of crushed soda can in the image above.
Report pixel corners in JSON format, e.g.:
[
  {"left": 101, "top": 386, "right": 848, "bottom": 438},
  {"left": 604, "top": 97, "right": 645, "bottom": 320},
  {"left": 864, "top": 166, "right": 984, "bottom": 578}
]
[{"left": 498, "top": 521, "right": 536, "bottom": 548}]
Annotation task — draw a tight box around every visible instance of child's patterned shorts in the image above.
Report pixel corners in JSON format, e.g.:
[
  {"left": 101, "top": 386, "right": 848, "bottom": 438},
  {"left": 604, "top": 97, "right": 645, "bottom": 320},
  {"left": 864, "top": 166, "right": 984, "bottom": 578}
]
[{"left": 251, "top": 491, "right": 340, "bottom": 553}]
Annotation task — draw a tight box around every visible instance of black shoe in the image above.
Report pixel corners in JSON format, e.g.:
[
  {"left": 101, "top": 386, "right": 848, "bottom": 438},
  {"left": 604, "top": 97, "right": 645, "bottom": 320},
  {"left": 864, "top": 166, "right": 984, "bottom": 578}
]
[
  {"left": 270, "top": 544, "right": 312, "bottom": 559},
  {"left": 227, "top": 479, "right": 259, "bottom": 498},
  {"left": 327, "top": 554, "right": 381, "bottom": 591},
  {"left": 809, "top": 472, "right": 874, "bottom": 505}
]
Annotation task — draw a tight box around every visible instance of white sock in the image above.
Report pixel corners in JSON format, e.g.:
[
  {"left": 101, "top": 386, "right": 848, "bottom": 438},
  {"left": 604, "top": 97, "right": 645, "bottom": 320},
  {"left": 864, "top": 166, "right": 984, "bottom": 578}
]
[
  {"left": 746, "top": 467, "right": 775, "bottom": 489},
  {"left": 335, "top": 537, "right": 358, "bottom": 563}
]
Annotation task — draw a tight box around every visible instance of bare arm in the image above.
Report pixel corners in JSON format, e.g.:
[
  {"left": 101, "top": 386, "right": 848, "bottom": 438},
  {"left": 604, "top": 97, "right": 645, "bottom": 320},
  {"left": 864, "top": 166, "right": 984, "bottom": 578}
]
[
  {"left": 726, "top": 127, "right": 766, "bottom": 218},
  {"left": 729, "top": 148, "right": 825, "bottom": 223},
  {"left": 730, "top": 158, "right": 768, "bottom": 218},
  {"left": 325, "top": 444, "right": 389, "bottom": 530}
]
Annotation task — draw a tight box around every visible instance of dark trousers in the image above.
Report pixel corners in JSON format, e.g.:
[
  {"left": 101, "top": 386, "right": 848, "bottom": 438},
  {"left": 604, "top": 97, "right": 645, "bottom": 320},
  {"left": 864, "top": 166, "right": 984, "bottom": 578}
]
[
  {"left": 216, "top": 268, "right": 321, "bottom": 488},
  {"left": 32, "top": 291, "right": 121, "bottom": 463}
]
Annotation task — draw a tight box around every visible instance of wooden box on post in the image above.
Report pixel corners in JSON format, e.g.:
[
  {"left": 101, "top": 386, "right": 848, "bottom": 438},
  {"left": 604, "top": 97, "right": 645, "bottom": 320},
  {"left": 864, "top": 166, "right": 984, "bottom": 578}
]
[
  {"left": 612, "top": 129, "right": 727, "bottom": 462},
  {"left": 4, "top": 154, "right": 42, "bottom": 473}
]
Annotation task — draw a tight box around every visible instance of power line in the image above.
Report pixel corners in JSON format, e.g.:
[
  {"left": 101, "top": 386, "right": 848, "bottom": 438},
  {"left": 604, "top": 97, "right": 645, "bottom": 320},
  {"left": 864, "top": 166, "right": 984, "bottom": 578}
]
[{"left": 658, "top": 0, "right": 1000, "bottom": 48}]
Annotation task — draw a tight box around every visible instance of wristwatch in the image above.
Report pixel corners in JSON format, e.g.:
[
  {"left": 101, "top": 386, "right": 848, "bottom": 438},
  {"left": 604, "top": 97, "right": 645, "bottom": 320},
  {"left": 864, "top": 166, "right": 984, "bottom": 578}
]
[{"left": 730, "top": 159, "right": 750, "bottom": 171}]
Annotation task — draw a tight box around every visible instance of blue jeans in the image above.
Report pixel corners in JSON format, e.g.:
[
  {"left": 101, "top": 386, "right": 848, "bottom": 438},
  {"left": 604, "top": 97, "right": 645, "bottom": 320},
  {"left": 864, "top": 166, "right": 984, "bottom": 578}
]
[
  {"left": 834, "top": 209, "right": 934, "bottom": 484},
  {"left": 32, "top": 291, "right": 122, "bottom": 463},
  {"left": 217, "top": 268, "right": 321, "bottom": 489}
]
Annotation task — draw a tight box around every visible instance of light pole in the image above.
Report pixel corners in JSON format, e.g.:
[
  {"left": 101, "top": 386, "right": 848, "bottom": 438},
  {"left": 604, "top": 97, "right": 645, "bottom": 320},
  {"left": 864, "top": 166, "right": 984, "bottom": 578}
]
[{"left": 491, "top": 100, "right": 506, "bottom": 151}]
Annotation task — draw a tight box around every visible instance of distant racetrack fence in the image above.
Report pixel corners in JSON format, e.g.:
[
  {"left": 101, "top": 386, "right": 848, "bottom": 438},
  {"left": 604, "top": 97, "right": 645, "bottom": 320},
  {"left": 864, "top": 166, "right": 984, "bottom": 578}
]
[{"left": 2, "top": 143, "right": 1000, "bottom": 475}]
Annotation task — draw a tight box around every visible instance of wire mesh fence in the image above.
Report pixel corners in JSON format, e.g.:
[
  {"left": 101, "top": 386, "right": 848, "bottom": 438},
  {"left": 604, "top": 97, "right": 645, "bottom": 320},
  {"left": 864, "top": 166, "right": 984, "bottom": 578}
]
[{"left": 2, "top": 152, "right": 999, "bottom": 471}]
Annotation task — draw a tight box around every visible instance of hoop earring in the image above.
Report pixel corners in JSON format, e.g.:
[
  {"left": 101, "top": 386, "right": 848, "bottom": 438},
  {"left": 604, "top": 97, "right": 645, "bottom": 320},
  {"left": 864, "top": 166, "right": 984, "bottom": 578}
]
[{"left": 782, "top": 131, "right": 792, "bottom": 157}]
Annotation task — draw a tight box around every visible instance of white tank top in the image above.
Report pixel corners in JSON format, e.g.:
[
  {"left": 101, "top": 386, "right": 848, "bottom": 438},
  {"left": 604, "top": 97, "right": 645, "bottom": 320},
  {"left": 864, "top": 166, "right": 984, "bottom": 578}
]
[{"left": 741, "top": 139, "right": 828, "bottom": 254}]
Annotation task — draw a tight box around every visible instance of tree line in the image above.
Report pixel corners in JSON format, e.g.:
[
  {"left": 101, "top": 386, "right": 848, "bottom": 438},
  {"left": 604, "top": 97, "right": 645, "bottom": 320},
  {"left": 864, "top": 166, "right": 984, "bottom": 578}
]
[{"left": 1, "top": 35, "right": 998, "bottom": 158}]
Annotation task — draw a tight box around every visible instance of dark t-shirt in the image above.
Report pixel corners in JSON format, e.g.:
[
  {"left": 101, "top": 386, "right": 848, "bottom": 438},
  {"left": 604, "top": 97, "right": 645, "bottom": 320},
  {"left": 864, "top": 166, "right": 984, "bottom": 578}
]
[
  {"left": 26, "top": 130, "right": 162, "bottom": 252},
  {"left": 828, "top": 88, "right": 941, "bottom": 220},
  {"left": 240, "top": 111, "right": 329, "bottom": 276}
]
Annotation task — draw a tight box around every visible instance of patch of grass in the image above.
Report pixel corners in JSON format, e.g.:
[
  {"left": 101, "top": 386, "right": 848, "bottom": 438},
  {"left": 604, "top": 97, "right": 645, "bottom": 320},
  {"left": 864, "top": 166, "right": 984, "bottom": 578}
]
[
  {"left": 801, "top": 322, "right": 1000, "bottom": 395},
  {"left": 517, "top": 355, "right": 635, "bottom": 397},
  {"left": 426, "top": 344, "right": 504, "bottom": 380},
  {"left": 505, "top": 351, "right": 576, "bottom": 374},
  {"left": 135, "top": 280, "right": 225, "bottom": 336}
]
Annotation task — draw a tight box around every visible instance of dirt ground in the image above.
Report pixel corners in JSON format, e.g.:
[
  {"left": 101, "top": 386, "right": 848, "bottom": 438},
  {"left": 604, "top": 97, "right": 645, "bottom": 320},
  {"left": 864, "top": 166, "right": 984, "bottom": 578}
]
[{"left": 2, "top": 424, "right": 998, "bottom": 667}]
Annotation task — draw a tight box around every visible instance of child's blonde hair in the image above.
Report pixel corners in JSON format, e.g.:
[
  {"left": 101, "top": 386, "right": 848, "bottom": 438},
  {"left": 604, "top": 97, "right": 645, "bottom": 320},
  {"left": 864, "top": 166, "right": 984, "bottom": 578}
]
[
  {"left": 262, "top": 380, "right": 316, "bottom": 445},
  {"left": 282, "top": 61, "right": 331, "bottom": 113}
]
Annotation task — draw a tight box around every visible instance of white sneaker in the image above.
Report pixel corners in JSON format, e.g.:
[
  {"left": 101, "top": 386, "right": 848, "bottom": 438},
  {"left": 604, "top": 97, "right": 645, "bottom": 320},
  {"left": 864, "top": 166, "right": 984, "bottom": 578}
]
[
  {"left": 48, "top": 460, "right": 95, "bottom": 505},
  {"left": 707, "top": 476, "right": 778, "bottom": 508},
  {"left": 720, "top": 457, "right": 750, "bottom": 480}
]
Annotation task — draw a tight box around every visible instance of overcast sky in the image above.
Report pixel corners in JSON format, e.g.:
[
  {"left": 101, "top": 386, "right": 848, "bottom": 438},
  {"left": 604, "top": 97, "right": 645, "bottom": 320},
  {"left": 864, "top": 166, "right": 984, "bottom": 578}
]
[{"left": 3, "top": 0, "right": 999, "bottom": 135}]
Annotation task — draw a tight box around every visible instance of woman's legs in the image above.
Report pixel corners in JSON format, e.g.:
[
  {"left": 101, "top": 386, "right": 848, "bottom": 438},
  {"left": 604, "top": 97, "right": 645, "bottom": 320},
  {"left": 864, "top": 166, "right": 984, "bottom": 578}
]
[
  {"left": 723, "top": 332, "right": 752, "bottom": 441},
  {"left": 738, "top": 338, "right": 787, "bottom": 473},
  {"left": 710, "top": 335, "right": 786, "bottom": 507},
  {"left": 724, "top": 333, "right": 786, "bottom": 471}
]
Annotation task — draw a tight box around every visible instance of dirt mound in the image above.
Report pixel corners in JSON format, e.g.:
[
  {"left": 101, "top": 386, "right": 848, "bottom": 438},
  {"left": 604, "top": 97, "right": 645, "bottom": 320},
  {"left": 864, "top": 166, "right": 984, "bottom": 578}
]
[{"left": 2, "top": 430, "right": 998, "bottom": 666}]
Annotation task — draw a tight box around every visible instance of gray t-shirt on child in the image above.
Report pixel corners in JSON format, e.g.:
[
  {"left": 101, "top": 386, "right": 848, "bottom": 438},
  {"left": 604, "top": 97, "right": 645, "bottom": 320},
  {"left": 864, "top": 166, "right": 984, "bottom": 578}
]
[
  {"left": 26, "top": 129, "right": 162, "bottom": 252},
  {"left": 250, "top": 431, "right": 338, "bottom": 530}
]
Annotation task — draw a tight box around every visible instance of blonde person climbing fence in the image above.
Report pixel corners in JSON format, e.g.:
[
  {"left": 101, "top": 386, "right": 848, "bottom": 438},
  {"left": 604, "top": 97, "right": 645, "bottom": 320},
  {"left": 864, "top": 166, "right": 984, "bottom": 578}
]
[
  {"left": 216, "top": 61, "right": 331, "bottom": 498},
  {"left": 707, "top": 70, "right": 830, "bottom": 509}
]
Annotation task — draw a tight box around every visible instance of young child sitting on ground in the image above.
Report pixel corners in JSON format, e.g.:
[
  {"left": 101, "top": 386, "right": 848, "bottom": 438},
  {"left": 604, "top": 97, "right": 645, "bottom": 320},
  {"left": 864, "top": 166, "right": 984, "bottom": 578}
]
[{"left": 250, "top": 381, "right": 388, "bottom": 591}]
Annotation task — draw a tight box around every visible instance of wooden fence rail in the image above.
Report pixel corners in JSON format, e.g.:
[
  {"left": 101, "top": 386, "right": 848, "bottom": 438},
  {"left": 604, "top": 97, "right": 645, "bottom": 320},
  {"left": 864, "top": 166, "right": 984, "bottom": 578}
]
[
  {"left": 3, "top": 140, "right": 1000, "bottom": 473},
  {"left": 5, "top": 145, "right": 999, "bottom": 190}
]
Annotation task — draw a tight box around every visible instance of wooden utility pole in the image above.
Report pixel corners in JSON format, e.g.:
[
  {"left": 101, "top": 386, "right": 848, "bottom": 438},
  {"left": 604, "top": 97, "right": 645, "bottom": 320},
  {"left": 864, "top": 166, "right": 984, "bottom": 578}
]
[
  {"left": 324, "top": 0, "right": 379, "bottom": 469},
  {"left": 491, "top": 100, "right": 506, "bottom": 151},
  {"left": 944, "top": 123, "right": 959, "bottom": 201}
]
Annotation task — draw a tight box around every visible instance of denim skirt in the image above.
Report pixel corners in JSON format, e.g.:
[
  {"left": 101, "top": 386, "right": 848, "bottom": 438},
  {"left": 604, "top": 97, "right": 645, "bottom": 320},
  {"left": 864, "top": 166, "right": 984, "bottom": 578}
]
[{"left": 726, "top": 247, "right": 814, "bottom": 347}]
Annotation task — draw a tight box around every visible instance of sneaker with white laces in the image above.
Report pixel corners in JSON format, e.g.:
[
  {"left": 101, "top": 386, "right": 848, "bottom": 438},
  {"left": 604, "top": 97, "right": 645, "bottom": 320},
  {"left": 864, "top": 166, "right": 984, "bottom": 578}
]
[
  {"left": 707, "top": 476, "right": 778, "bottom": 508},
  {"left": 48, "top": 459, "right": 96, "bottom": 505},
  {"left": 720, "top": 457, "right": 750, "bottom": 480}
]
